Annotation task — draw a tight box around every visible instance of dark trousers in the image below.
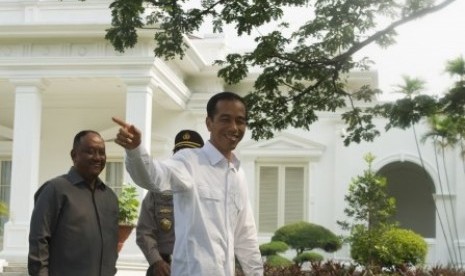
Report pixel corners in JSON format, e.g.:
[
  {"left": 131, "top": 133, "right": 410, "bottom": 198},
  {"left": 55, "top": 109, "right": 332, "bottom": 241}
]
[{"left": 146, "top": 254, "right": 171, "bottom": 276}]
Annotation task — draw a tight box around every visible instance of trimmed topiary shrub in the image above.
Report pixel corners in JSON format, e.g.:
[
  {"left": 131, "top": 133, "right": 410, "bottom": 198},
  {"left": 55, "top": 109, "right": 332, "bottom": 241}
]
[
  {"left": 272, "top": 221, "right": 342, "bottom": 254},
  {"left": 377, "top": 228, "right": 428, "bottom": 266},
  {"left": 266, "top": 255, "right": 294, "bottom": 268},
  {"left": 293, "top": 251, "right": 324, "bottom": 267},
  {"left": 259, "top": 241, "right": 289, "bottom": 256}
]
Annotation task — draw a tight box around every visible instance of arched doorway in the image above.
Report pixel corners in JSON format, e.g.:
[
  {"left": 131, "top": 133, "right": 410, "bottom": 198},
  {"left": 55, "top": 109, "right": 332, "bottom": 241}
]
[{"left": 378, "top": 161, "right": 436, "bottom": 238}]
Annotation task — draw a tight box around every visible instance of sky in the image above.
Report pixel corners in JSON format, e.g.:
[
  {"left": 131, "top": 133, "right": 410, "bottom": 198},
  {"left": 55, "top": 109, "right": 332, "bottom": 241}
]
[
  {"left": 217, "top": 0, "right": 465, "bottom": 101},
  {"left": 357, "top": 0, "right": 465, "bottom": 100}
]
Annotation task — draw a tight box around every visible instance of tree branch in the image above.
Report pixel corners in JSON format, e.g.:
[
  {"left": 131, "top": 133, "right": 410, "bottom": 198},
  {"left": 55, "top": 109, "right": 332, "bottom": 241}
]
[{"left": 334, "top": 0, "right": 457, "bottom": 63}]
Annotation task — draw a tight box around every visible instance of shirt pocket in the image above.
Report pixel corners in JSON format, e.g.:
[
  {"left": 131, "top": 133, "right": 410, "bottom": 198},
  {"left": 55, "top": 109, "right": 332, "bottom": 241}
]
[
  {"left": 197, "top": 185, "right": 223, "bottom": 221},
  {"left": 197, "top": 185, "right": 221, "bottom": 201}
]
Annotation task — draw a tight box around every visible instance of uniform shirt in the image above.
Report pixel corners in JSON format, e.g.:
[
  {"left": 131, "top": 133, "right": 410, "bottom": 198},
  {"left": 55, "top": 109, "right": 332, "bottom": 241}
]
[
  {"left": 28, "top": 167, "right": 119, "bottom": 276},
  {"left": 136, "top": 190, "right": 175, "bottom": 265},
  {"left": 125, "top": 141, "right": 264, "bottom": 276}
]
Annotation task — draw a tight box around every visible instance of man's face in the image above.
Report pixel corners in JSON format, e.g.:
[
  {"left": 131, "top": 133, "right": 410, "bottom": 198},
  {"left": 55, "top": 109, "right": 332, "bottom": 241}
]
[
  {"left": 206, "top": 99, "right": 247, "bottom": 159},
  {"left": 71, "top": 133, "right": 106, "bottom": 182}
]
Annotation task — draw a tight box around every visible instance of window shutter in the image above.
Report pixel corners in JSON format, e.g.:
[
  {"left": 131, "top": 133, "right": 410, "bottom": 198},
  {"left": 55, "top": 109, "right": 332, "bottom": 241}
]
[
  {"left": 0, "top": 160, "right": 12, "bottom": 205},
  {"left": 105, "top": 161, "right": 124, "bottom": 195},
  {"left": 259, "top": 166, "right": 279, "bottom": 232},
  {"left": 0, "top": 160, "right": 12, "bottom": 233},
  {"left": 284, "top": 166, "right": 304, "bottom": 225}
]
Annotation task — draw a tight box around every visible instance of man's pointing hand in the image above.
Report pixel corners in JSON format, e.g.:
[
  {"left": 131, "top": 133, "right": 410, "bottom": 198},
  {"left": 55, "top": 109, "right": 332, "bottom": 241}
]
[{"left": 112, "top": 117, "right": 142, "bottom": 150}]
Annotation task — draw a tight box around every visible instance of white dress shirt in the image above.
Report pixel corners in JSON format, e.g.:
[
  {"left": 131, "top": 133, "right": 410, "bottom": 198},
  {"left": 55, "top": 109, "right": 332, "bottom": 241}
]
[{"left": 125, "top": 141, "right": 264, "bottom": 276}]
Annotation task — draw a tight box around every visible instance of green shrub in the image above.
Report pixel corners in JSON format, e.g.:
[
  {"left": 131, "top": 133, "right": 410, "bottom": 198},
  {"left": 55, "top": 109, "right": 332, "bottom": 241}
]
[
  {"left": 293, "top": 251, "right": 323, "bottom": 266},
  {"left": 0, "top": 201, "right": 8, "bottom": 218},
  {"left": 350, "top": 226, "right": 384, "bottom": 266},
  {"left": 377, "top": 228, "right": 427, "bottom": 266},
  {"left": 351, "top": 227, "right": 427, "bottom": 267},
  {"left": 118, "top": 185, "right": 139, "bottom": 226},
  {"left": 260, "top": 241, "right": 288, "bottom": 256},
  {"left": 265, "top": 255, "right": 294, "bottom": 268},
  {"left": 272, "top": 221, "right": 342, "bottom": 254}
]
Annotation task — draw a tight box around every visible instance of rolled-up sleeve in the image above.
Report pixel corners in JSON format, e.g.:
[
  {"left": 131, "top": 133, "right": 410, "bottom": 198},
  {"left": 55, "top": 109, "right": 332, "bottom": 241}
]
[{"left": 125, "top": 146, "right": 192, "bottom": 193}]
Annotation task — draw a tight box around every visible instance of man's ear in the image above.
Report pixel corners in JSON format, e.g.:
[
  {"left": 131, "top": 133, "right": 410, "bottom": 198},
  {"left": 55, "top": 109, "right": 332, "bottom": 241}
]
[
  {"left": 70, "top": 149, "right": 76, "bottom": 160},
  {"left": 206, "top": 116, "right": 212, "bottom": 131}
]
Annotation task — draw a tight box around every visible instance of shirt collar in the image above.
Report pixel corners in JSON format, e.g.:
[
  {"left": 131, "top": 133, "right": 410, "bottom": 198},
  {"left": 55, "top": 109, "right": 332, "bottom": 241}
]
[
  {"left": 68, "top": 166, "right": 106, "bottom": 190},
  {"left": 203, "top": 140, "right": 241, "bottom": 169}
]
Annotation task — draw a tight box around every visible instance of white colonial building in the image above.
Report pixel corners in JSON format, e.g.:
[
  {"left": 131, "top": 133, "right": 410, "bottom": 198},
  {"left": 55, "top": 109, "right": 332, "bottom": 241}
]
[{"left": 1, "top": 0, "right": 464, "bottom": 273}]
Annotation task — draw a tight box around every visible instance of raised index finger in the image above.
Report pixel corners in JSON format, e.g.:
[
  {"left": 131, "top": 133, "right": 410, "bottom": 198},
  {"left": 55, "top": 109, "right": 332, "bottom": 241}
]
[{"left": 112, "top": 117, "right": 130, "bottom": 128}]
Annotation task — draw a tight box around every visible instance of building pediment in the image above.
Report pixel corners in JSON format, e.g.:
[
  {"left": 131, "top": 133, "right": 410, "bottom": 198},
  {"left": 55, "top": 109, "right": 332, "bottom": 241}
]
[{"left": 239, "top": 132, "right": 326, "bottom": 159}]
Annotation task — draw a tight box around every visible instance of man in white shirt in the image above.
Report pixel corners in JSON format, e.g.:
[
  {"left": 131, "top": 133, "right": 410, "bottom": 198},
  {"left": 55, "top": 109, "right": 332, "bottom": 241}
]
[
  {"left": 112, "top": 91, "right": 263, "bottom": 276},
  {"left": 136, "top": 130, "right": 204, "bottom": 276}
]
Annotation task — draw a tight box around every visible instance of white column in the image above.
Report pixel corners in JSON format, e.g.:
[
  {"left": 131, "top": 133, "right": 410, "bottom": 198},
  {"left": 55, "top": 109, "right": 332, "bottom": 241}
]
[
  {"left": 1, "top": 80, "right": 43, "bottom": 261},
  {"left": 124, "top": 78, "right": 154, "bottom": 152},
  {"left": 452, "top": 147, "right": 465, "bottom": 268},
  {"left": 118, "top": 78, "right": 154, "bottom": 259},
  {"left": 122, "top": 78, "right": 154, "bottom": 193}
]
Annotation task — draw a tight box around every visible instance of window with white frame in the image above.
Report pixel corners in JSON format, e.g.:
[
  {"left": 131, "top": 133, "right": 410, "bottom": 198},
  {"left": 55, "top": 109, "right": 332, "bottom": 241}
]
[
  {"left": 103, "top": 161, "right": 124, "bottom": 195},
  {"left": 258, "top": 163, "right": 307, "bottom": 233},
  {"left": 0, "top": 160, "right": 12, "bottom": 233},
  {"left": 0, "top": 160, "right": 11, "bottom": 206}
]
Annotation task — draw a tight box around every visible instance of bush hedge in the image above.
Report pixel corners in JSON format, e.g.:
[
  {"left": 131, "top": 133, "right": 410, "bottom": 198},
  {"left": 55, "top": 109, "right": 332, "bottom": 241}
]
[
  {"left": 377, "top": 228, "right": 427, "bottom": 266},
  {"left": 351, "top": 227, "right": 427, "bottom": 267}
]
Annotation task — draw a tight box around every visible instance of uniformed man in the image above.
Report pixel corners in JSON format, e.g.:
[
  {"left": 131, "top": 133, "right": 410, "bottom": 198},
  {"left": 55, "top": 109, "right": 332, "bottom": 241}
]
[{"left": 136, "top": 130, "right": 204, "bottom": 276}]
